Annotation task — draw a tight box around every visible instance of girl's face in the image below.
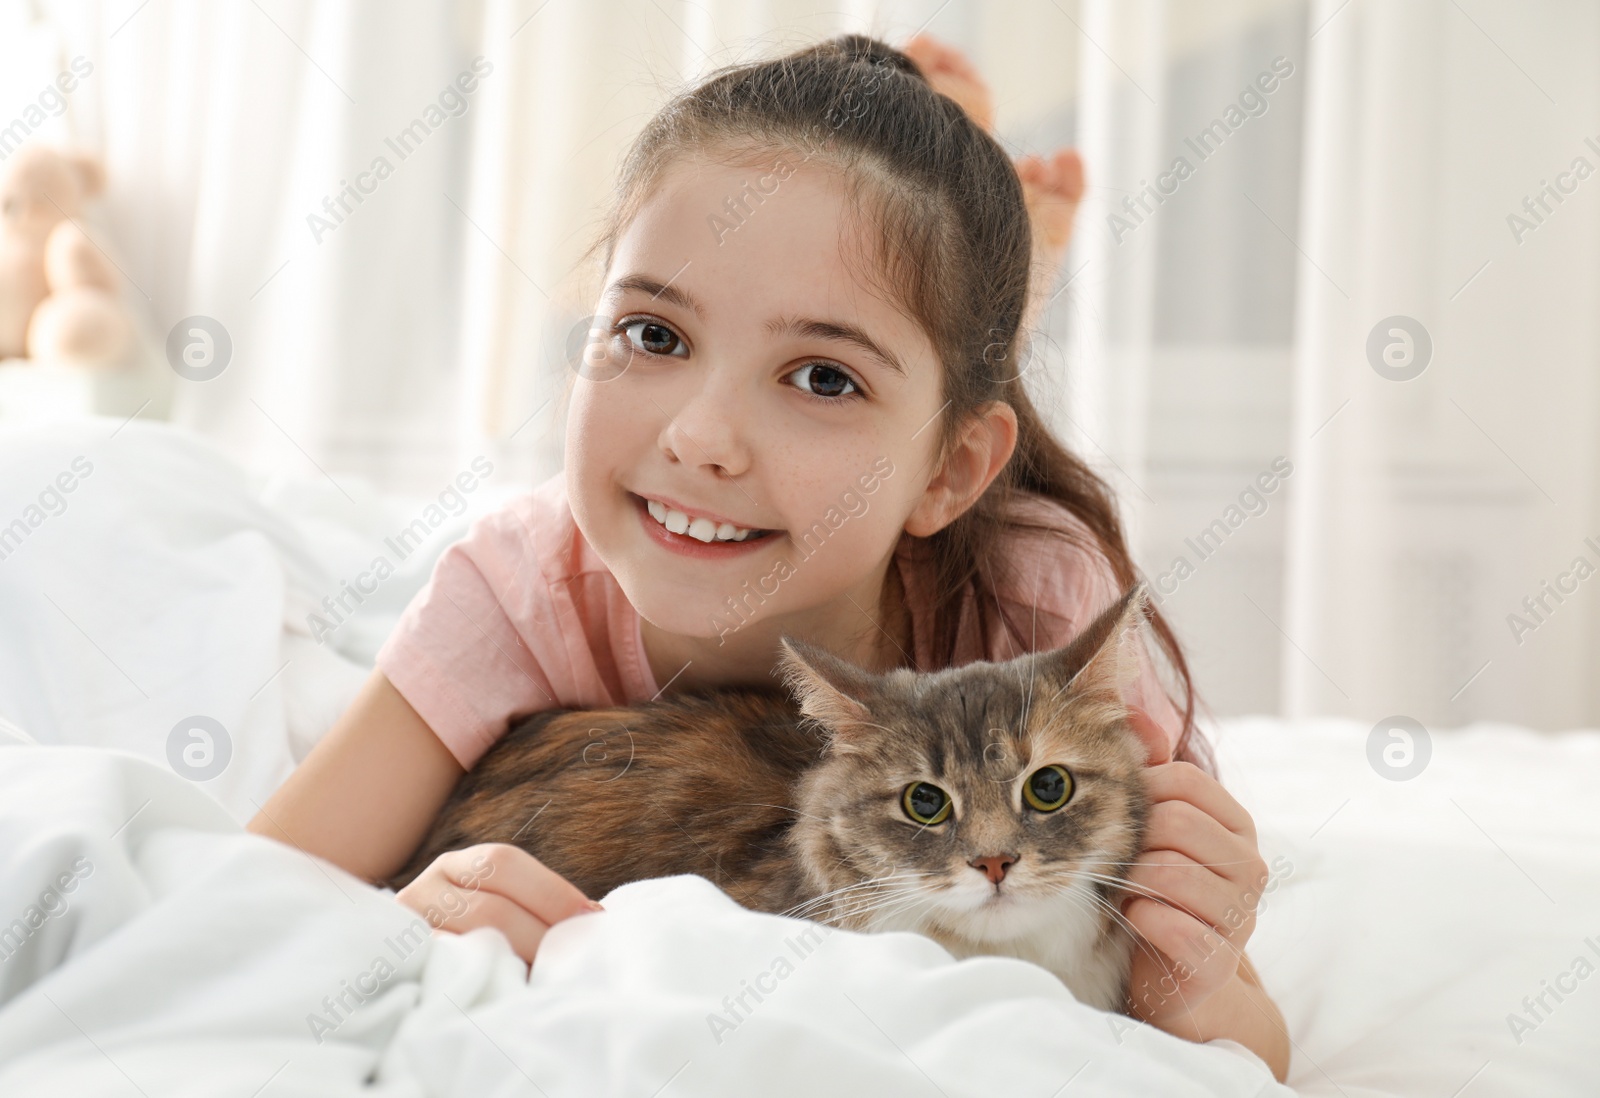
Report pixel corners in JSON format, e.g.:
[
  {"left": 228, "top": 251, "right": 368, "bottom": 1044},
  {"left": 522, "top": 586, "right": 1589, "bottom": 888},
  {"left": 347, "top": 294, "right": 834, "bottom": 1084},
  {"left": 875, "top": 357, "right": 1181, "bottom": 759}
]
[{"left": 565, "top": 153, "right": 953, "bottom": 649}]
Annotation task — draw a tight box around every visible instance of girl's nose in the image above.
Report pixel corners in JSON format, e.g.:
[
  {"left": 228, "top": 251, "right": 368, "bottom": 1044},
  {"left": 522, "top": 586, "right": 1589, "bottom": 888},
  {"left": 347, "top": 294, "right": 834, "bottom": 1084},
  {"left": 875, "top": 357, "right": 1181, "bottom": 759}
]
[{"left": 657, "top": 376, "right": 752, "bottom": 477}]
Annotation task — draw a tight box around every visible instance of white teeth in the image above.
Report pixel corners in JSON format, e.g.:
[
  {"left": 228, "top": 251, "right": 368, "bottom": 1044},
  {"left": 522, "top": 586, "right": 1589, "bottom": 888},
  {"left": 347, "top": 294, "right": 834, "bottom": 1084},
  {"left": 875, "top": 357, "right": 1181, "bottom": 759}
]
[{"left": 643, "top": 496, "right": 763, "bottom": 542}]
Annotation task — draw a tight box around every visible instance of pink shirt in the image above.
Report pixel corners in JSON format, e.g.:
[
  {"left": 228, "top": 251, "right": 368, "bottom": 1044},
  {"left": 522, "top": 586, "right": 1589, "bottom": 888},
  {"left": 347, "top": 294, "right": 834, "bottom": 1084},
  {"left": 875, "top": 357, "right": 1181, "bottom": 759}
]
[{"left": 376, "top": 473, "right": 1186, "bottom": 770}]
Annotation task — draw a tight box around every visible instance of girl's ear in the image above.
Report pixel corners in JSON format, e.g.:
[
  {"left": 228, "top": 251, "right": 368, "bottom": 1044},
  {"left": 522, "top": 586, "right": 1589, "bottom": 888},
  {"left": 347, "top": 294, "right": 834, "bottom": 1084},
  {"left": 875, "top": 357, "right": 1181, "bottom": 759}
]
[
  {"left": 777, "top": 637, "right": 879, "bottom": 743},
  {"left": 904, "top": 400, "right": 1018, "bottom": 536}
]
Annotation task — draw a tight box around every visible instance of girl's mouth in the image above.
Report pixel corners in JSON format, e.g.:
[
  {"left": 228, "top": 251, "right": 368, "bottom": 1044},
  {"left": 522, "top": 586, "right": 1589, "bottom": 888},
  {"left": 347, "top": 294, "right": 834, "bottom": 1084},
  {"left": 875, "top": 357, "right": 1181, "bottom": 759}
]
[{"left": 629, "top": 492, "right": 781, "bottom": 557}]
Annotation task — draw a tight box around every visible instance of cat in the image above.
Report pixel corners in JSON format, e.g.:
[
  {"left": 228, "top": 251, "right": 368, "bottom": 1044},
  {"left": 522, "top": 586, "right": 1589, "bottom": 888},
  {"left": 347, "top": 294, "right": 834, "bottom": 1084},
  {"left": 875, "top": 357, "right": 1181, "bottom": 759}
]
[{"left": 388, "top": 583, "right": 1155, "bottom": 1012}]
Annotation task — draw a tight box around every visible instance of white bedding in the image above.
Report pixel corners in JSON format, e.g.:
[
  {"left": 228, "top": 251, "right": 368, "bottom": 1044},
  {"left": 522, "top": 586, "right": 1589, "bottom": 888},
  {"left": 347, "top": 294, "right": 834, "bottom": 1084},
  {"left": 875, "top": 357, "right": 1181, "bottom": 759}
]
[
  {"left": 0, "top": 739, "right": 1291, "bottom": 1096},
  {"left": 0, "top": 418, "right": 1595, "bottom": 1096}
]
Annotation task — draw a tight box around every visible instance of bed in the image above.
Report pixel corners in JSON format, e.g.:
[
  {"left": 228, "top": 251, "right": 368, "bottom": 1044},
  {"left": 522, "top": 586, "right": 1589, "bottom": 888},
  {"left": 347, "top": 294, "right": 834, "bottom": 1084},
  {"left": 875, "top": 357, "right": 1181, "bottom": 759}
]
[{"left": 0, "top": 418, "right": 1594, "bottom": 1096}]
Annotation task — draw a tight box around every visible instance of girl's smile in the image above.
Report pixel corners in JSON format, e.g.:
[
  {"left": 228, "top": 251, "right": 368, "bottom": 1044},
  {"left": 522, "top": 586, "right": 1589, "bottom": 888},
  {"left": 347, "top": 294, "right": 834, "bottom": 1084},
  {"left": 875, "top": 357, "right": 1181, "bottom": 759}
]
[{"left": 629, "top": 490, "right": 781, "bottom": 559}]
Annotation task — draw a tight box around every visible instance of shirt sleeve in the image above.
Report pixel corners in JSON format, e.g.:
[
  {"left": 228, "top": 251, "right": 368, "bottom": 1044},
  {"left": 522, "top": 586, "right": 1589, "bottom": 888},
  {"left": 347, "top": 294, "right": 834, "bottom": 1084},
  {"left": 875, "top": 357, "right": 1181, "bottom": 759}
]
[{"left": 375, "top": 506, "right": 559, "bottom": 770}]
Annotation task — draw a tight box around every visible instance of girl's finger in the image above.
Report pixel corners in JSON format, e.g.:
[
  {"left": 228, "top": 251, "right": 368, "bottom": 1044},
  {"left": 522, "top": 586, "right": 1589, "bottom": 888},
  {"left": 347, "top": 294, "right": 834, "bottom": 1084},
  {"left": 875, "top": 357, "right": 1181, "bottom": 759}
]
[
  {"left": 438, "top": 843, "right": 601, "bottom": 927},
  {"left": 428, "top": 885, "right": 554, "bottom": 964},
  {"left": 1143, "top": 761, "right": 1258, "bottom": 840},
  {"left": 1125, "top": 851, "right": 1255, "bottom": 943},
  {"left": 1141, "top": 797, "right": 1267, "bottom": 892},
  {"left": 1124, "top": 706, "right": 1173, "bottom": 766},
  {"left": 1124, "top": 895, "right": 1239, "bottom": 985}
]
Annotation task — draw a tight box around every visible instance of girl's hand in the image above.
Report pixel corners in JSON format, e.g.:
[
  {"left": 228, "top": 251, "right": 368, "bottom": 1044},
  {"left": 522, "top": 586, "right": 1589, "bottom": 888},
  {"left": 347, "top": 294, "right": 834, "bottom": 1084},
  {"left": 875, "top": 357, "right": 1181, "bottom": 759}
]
[
  {"left": 395, "top": 842, "right": 604, "bottom": 967},
  {"left": 1118, "top": 712, "right": 1270, "bottom": 1028}
]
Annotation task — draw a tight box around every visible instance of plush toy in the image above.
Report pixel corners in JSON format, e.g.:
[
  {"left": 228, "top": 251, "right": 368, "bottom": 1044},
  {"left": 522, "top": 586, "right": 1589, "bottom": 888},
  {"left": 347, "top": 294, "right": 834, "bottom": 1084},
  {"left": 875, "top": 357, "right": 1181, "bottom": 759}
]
[{"left": 0, "top": 144, "right": 134, "bottom": 366}]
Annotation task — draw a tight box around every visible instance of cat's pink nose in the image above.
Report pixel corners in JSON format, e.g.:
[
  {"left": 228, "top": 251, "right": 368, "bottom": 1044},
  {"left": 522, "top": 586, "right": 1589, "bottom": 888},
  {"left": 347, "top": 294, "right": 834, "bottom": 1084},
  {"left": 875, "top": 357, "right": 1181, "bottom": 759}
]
[{"left": 968, "top": 854, "right": 1017, "bottom": 885}]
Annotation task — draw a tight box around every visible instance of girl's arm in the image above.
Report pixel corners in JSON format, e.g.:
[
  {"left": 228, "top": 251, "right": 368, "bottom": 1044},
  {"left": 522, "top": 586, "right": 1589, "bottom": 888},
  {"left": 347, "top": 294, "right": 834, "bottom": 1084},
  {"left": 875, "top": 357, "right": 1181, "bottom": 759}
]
[
  {"left": 247, "top": 669, "right": 463, "bottom": 883},
  {"left": 1149, "top": 952, "right": 1291, "bottom": 1081},
  {"left": 248, "top": 670, "right": 601, "bottom": 965}
]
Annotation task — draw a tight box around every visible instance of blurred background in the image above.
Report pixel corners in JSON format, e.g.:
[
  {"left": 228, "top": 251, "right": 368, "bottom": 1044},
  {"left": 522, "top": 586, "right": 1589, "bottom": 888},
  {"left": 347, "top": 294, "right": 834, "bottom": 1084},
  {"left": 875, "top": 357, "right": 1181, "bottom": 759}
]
[{"left": 1, "top": 0, "right": 1596, "bottom": 733}]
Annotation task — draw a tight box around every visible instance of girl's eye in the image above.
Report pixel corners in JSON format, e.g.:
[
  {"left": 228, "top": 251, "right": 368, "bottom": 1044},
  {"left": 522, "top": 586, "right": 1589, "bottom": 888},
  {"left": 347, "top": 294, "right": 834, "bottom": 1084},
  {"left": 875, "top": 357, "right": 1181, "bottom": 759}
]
[
  {"left": 902, "top": 781, "right": 952, "bottom": 825},
  {"left": 787, "top": 362, "right": 859, "bottom": 400},
  {"left": 1023, "top": 765, "right": 1074, "bottom": 812},
  {"left": 619, "top": 319, "right": 687, "bottom": 357}
]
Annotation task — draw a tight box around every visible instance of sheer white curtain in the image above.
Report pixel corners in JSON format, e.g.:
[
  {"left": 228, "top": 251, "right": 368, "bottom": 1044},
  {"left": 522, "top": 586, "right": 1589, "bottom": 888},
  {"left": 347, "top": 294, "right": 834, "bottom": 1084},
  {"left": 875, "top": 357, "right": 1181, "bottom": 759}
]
[
  {"left": 8, "top": 0, "right": 1598, "bottom": 727},
  {"left": 1068, "top": 0, "right": 1600, "bottom": 729},
  {"left": 12, "top": 0, "right": 495, "bottom": 487},
  {"left": 1282, "top": 0, "right": 1600, "bottom": 729}
]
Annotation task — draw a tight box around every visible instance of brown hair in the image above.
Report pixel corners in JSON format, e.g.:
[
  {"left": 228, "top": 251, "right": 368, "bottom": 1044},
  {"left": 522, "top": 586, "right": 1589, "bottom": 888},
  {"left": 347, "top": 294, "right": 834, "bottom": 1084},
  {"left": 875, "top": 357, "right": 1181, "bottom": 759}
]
[{"left": 579, "top": 33, "right": 1211, "bottom": 773}]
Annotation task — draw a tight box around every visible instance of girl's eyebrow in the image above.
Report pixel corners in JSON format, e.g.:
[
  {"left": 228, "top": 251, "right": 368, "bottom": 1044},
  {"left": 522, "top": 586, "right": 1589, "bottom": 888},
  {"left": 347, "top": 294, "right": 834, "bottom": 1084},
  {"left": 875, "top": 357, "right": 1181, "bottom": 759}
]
[
  {"left": 605, "top": 272, "right": 908, "bottom": 379},
  {"left": 763, "top": 315, "right": 907, "bottom": 378},
  {"left": 607, "top": 273, "right": 705, "bottom": 319}
]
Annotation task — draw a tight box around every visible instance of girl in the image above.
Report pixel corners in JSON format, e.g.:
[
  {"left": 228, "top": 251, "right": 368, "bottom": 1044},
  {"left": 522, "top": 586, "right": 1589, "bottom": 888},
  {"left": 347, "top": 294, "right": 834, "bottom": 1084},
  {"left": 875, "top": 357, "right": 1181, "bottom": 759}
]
[{"left": 249, "top": 32, "right": 1289, "bottom": 1080}]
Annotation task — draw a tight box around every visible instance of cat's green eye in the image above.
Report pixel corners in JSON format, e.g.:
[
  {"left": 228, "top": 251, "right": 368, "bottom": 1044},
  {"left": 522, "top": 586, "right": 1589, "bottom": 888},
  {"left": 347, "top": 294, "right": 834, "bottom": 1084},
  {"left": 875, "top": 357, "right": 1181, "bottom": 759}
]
[
  {"left": 902, "top": 781, "right": 952, "bottom": 825},
  {"left": 1024, "top": 765, "right": 1074, "bottom": 812}
]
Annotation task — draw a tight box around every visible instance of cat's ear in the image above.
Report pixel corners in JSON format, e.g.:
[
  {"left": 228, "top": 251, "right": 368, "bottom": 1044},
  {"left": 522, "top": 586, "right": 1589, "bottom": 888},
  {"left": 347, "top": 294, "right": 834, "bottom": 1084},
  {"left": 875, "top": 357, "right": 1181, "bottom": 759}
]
[
  {"left": 777, "top": 637, "right": 878, "bottom": 739},
  {"left": 1041, "top": 581, "right": 1150, "bottom": 706}
]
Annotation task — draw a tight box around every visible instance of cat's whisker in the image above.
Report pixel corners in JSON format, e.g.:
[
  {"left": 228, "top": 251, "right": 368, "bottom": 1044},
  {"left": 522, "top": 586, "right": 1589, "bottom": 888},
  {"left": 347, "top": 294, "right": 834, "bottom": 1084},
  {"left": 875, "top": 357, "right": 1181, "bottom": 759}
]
[
  {"left": 1069, "top": 868, "right": 1174, "bottom": 896},
  {"left": 859, "top": 895, "right": 938, "bottom": 930},
  {"left": 1068, "top": 869, "right": 1217, "bottom": 922},
  {"left": 727, "top": 802, "right": 831, "bottom": 824},
  {"left": 813, "top": 882, "right": 932, "bottom": 921},
  {"left": 829, "top": 888, "right": 937, "bottom": 929},
  {"left": 826, "top": 896, "right": 920, "bottom": 926},
  {"left": 1080, "top": 890, "right": 1195, "bottom": 1013},
  {"left": 818, "top": 880, "right": 937, "bottom": 922},
  {"left": 1051, "top": 880, "right": 1143, "bottom": 951},
  {"left": 781, "top": 872, "right": 933, "bottom": 919},
  {"left": 1048, "top": 882, "right": 1191, "bottom": 1016},
  {"left": 1072, "top": 872, "right": 1255, "bottom": 975},
  {"left": 1069, "top": 867, "right": 1256, "bottom": 944},
  {"left": 1078, "top": 858, "right": 1263, "bottom": 871},
  {"left": 789, "top": 869, "right": 932, "bottom": 904}
]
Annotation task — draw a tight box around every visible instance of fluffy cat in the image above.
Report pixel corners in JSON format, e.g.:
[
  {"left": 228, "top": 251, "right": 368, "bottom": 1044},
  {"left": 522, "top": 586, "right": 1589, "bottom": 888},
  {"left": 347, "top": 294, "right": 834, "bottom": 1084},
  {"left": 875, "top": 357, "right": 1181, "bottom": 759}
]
[{"left": 389, "top": 584, "right": 1154, "bottom": 1011}]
